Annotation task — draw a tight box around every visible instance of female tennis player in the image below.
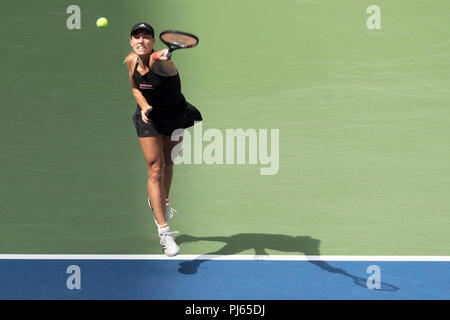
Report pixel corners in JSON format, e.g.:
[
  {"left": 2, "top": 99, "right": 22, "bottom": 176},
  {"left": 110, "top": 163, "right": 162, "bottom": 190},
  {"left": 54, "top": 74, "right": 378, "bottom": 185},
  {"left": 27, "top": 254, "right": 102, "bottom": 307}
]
[{"left": 124, "top": 22, "right": 202, "bottom": 256}]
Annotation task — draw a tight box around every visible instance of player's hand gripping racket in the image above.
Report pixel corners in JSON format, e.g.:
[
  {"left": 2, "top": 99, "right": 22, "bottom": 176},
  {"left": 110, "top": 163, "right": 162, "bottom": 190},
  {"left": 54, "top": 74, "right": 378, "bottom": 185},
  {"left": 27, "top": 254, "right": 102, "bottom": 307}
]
[{"left": 159, "top": 30, "right": 199, "bottom": 58}]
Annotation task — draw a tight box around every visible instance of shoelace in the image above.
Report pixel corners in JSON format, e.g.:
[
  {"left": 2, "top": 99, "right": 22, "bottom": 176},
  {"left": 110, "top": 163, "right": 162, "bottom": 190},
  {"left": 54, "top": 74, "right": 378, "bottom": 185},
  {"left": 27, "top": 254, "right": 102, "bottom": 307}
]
[{"left": 160, "top": 231, "right": 179, "bottom": 244}]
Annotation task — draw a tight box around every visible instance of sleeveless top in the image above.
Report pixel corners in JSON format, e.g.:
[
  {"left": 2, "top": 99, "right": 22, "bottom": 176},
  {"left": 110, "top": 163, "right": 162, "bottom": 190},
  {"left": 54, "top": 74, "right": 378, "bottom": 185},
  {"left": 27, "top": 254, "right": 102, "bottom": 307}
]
[{"left": 132, "top": 56, "right": 186, "bottom": 117}]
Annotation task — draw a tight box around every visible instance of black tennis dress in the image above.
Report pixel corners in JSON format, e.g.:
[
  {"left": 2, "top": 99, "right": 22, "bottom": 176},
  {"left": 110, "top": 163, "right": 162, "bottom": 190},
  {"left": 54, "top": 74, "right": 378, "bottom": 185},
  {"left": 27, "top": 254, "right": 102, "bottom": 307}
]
[{"left": 132, "top": 57, "right": 202, "bottom": 137}]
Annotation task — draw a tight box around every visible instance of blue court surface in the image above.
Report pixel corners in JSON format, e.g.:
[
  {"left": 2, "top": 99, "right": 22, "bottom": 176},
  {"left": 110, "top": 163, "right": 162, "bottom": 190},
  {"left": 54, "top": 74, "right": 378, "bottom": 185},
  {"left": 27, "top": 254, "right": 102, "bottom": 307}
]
[{"left": 0, "top": 255, "right": 449, "bottom": 300}]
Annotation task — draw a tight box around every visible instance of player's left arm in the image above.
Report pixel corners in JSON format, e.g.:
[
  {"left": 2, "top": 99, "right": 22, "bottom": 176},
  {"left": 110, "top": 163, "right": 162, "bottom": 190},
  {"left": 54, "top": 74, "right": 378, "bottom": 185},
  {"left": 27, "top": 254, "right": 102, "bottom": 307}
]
[{"left": 150, "top": 48, "right": 178, "bottom": 76}]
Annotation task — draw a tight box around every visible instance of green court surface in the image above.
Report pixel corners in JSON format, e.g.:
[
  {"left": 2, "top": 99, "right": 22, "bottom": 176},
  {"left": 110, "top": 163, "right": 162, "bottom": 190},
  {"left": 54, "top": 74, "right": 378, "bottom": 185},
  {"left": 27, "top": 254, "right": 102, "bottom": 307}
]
[{"left": 0, "top": 0, "right": 448, "bottom": 256}]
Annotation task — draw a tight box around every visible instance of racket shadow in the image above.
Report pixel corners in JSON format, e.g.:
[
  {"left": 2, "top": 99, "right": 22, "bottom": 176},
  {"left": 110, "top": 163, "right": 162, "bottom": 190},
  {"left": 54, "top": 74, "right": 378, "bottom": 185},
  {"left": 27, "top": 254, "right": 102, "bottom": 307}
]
[{"left": 176, "top": 233, "right": 399, "bottom": 292}]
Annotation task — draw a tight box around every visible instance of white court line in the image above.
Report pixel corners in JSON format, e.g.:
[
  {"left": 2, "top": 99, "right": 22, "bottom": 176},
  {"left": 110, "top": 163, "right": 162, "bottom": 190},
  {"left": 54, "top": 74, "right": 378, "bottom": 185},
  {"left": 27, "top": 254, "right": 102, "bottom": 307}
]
[{"left": 0, "top": 254, "right": 449, "bottom": 261}]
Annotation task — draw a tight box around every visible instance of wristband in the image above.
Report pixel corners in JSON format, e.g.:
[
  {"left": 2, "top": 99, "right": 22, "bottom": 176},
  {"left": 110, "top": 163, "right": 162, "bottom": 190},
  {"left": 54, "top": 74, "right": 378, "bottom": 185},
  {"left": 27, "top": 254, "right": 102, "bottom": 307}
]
[{"left": 151, "top": 51, "right": 160, "bottom": 61}]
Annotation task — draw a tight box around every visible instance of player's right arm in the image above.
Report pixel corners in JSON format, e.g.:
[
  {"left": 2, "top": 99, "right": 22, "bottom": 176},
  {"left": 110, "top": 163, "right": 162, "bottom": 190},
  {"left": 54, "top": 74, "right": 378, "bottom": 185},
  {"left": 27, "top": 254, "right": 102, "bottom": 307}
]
[
  {"left": 125, "top": 53, "right": 152, "bottom": 124},
  {"left": 149, "top": 49, "right": 178, "bottom": 77}
]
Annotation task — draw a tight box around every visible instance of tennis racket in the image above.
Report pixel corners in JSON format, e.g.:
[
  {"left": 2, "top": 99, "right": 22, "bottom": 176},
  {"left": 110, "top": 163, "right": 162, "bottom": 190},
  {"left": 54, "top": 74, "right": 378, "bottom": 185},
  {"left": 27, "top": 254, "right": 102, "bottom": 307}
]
[{"left": 159, "top": 30, "right": 199, "bottom": 58}]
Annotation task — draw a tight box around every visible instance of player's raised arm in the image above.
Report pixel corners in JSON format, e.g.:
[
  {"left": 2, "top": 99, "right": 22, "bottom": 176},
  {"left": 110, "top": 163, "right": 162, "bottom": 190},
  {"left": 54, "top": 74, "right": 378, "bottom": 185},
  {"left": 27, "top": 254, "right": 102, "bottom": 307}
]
[
  {"left": 150, "top": 30, "right": 199, "bottom": 77},
  {"left": 149, "top": 48, "right": 178, "bottom": 76}
]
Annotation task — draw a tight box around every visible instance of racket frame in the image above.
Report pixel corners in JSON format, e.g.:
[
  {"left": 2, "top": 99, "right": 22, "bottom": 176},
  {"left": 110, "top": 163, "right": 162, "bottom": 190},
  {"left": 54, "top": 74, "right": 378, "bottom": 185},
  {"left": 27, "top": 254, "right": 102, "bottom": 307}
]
[{"left": 159, "top": 30, "right": 199, "bottom": 58}]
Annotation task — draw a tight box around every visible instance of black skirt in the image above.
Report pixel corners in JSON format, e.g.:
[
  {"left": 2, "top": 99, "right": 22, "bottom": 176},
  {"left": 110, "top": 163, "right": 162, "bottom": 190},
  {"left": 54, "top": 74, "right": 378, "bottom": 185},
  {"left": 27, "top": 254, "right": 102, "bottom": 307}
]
[{"left": 132, "top": 101, "right": 202, "bottom": 137}]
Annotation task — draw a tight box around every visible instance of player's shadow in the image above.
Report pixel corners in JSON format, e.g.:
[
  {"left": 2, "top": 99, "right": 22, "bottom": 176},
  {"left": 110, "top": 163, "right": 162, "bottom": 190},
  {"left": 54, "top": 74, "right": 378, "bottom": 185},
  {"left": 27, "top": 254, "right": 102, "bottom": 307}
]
[{"left": 176, "top": 233, "right": 398, "bottom": 291}]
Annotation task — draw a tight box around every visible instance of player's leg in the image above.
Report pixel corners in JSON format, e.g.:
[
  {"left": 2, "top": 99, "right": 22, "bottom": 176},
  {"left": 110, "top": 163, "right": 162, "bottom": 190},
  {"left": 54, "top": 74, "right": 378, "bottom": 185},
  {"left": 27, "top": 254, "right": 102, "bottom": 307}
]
[
  {"left": 162, "top": 133, "right": 183, "bottom": 200},
  {"left": 138, "top": 136, "right": 167, "bottom": 227},
  {"left": 162, "top": 133, "right": 183, "bottom": 213},
  {"left": 138, "top": 135, "right": 180, "bottom": 256}
]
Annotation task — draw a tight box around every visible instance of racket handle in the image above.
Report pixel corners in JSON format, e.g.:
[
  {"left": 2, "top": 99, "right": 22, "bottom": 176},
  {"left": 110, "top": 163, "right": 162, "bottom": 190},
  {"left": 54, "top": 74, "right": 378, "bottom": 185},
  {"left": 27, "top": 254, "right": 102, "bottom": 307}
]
[{"left": 165, "top": 49, "right": 173, "bottom": 58}]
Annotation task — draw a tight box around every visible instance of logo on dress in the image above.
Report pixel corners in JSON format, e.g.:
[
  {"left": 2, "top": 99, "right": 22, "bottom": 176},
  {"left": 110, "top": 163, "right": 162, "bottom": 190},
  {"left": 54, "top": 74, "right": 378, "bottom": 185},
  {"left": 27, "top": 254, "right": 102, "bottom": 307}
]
[{"left": 139, "top": 84, "right": 153, "bottom": 89}]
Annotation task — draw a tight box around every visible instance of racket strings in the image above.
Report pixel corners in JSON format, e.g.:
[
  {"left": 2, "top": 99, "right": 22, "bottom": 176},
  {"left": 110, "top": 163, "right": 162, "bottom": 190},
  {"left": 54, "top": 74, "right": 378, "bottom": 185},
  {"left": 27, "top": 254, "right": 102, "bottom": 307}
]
[{"left": 161, "top": 33, "right": 198, "bottom": 48}]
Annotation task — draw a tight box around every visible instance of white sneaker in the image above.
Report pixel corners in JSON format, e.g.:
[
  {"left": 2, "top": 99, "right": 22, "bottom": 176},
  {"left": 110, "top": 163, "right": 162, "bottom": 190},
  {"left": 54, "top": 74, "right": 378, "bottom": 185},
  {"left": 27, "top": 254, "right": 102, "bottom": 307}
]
[{"left": 159, "top": 229, "right": 180, "bottom": 257}]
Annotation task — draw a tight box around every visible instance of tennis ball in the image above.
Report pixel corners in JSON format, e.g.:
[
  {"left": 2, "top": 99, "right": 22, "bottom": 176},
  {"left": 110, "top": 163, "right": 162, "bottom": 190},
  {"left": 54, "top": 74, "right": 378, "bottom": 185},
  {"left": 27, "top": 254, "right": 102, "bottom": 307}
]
[{"left": 96, "top": 17, "right": 108, "bottom": 28}]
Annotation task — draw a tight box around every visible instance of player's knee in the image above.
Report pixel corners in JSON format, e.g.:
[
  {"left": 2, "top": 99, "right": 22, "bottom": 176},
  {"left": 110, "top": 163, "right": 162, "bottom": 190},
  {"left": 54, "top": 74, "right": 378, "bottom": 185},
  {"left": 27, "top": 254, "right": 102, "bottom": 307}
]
[{"left": 148, "top": 161, "right": 163, "bottom": 183}]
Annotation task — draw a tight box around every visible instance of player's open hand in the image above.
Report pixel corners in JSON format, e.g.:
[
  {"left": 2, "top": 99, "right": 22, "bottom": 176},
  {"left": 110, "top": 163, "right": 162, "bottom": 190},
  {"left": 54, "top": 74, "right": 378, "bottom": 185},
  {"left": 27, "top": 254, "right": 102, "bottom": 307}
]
[{"left": 141, "top": 105, "right": 153, "bottom": 123}]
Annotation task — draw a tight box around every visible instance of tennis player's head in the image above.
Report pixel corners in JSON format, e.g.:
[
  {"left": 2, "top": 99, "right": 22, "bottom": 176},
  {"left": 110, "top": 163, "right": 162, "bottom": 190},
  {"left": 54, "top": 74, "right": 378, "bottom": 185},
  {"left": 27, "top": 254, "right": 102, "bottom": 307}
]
[{"left": 130, "top": 22, "right": 155, "bottom": 55}]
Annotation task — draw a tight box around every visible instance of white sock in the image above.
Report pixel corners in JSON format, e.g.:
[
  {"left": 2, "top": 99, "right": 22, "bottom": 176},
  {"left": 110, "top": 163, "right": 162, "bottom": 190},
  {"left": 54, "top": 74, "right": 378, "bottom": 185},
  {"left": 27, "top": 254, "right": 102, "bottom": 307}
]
[{"left": 158, "top": 225, "right": 170, "bottom": 237}]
